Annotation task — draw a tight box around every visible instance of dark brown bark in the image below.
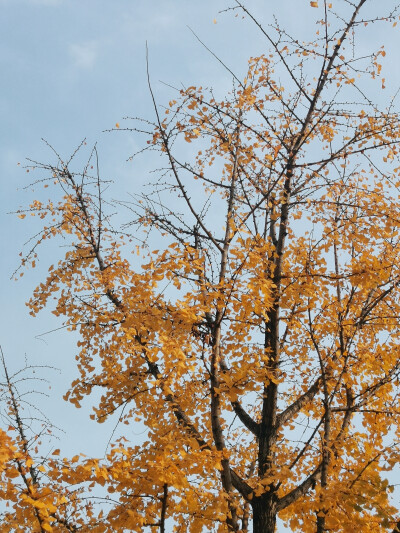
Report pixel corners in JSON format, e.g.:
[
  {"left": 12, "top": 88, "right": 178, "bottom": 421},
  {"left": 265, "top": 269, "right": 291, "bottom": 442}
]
[
  {"left": 159, "top": 484, "right": 168, "bottom": 533},
  {"left": 392, "top": 521, "right": 400, "bottom": 533},
  {"left": 252, "top": 494, "right": 278, "bottom": 533}
]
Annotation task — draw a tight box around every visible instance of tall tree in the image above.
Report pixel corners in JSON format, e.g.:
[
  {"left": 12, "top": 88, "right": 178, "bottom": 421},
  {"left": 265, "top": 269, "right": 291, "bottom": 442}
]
[{"left": 7, "top": 1, "right": 400, "bottom": 531}]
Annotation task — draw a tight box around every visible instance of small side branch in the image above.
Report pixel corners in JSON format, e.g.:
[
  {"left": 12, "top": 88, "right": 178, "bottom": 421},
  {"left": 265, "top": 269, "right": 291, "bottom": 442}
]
[
  {"left": 276, "top": 378, "right": 321, "bottom": 429},
  {"left": 277, "top": 464, "right": 322, "bottom": 511}
]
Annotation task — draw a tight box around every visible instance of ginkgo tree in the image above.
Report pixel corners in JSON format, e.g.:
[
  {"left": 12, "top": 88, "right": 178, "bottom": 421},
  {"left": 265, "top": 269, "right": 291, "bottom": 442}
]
[{"left": 6, "top": 0, "right": 400, "bottom": 531}]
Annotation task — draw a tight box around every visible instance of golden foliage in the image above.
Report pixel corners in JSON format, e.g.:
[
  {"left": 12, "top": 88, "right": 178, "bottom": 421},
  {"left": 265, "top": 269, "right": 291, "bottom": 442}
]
[{"left": 6, "top": 2, "right": 400, "bottom": 532}]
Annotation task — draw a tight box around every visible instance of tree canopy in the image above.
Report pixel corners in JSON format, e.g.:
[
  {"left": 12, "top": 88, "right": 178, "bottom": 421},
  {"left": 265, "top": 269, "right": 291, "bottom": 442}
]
[{"left": 4, "top": 1, "right": 400, "bottom": 532}]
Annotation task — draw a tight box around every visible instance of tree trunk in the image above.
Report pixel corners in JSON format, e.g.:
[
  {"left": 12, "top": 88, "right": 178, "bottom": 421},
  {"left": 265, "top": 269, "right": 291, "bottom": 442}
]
[{"left": 251, "top": 495, "right": 277, "bottom": 533}]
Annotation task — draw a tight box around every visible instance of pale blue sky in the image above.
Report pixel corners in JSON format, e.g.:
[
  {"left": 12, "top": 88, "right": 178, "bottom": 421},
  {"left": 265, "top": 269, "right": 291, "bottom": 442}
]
[
  {"left": 1, "top": 1, "right": 400, "bottom": 530},
  {"left": 1, "top": 0, "right": 257, "bottom": 448},
  {"left": 0, "top": 0, "right": 313, "bottom": 452}
]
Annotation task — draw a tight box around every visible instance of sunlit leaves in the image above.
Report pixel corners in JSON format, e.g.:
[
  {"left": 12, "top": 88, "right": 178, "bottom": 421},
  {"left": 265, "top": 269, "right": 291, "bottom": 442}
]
[{"left": 7, "top": 1, "right": 400, "bottom": 531}]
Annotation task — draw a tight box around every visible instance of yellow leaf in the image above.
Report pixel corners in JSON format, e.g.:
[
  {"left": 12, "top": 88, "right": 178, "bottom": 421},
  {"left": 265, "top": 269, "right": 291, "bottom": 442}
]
[{"left": 310, "top": 1, "right": 318, "bottom": 6}]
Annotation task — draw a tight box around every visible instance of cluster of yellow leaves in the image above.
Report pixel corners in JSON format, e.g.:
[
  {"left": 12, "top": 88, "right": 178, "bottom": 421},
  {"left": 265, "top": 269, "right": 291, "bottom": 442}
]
[{"left": 10, "top": 4, "right": 400, "bottom": 531}]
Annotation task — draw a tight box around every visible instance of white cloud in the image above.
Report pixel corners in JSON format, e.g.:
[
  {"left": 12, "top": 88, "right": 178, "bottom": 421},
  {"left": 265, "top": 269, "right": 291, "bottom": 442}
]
[
  {"left": 0, "top": 0, "right": 63, "bottom": 5},
  {"left": 69, "top": 41, "right": 98, "bottom": 69},
  {"left": 28, "top": 0, "right": 62, "bottom": 5}
]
